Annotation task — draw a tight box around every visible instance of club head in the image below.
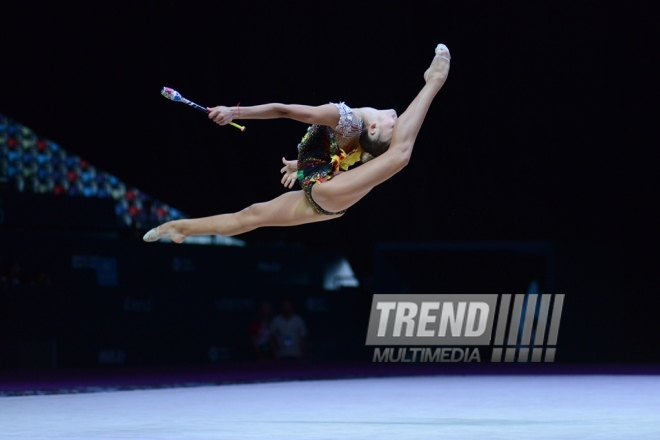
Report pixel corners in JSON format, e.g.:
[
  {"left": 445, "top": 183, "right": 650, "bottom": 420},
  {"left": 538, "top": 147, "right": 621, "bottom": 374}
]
[{"left": 161, "top": 87, "right": 183, "bottom": 102}]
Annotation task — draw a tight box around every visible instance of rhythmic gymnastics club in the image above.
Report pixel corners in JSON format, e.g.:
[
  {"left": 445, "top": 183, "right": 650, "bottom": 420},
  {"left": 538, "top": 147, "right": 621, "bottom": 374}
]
[{"left": 160, "top": 87, "right": 246, "bottom": 132}]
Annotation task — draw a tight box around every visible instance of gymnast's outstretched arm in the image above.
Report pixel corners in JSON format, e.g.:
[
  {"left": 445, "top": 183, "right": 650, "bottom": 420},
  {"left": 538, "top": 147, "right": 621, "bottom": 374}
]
[{"left": 207, "top": 103, "right": 341, "bottom": 127}]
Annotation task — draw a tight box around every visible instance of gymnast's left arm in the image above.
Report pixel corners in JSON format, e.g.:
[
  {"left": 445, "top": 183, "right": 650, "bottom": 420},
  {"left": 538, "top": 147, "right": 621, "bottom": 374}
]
[{"left": 207, "top": 103, "right": 340, "bottom": 127}]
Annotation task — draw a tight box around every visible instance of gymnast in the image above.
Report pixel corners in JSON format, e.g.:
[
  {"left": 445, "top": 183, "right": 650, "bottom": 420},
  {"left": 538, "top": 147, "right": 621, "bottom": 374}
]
[{"left": 143, "top": 44, "right": 451, "bottom": 243}]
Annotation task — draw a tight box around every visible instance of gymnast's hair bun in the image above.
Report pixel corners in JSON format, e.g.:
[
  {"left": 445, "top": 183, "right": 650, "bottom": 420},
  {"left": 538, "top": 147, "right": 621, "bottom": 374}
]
[{"left": 361, "top": 151, "right": 376, "bottom": 163}]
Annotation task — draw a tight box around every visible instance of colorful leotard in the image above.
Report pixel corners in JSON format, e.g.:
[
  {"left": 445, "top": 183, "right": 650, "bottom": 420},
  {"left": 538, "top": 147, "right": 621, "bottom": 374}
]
[{"left": 296, "top": 102, "right": 364, "bottom": 215}]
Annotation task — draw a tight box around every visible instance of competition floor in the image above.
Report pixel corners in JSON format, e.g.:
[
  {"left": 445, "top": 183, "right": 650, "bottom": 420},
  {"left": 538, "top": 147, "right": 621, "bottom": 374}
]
[{"left": 2, "top": 374, "right": 659, "bottom": 439}]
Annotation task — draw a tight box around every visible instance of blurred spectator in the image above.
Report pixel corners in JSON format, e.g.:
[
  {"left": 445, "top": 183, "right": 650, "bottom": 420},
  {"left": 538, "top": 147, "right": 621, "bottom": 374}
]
[
  {"left": 249, "top": 301, "right": 273, "bottom": 361},
  {"left": 270, "top": 299, "right": 307, "bottom": 360}
]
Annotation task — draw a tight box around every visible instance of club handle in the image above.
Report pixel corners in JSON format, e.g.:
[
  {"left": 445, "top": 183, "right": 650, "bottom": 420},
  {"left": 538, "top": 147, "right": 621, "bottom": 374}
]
[
  {"left": 177, "top": 94, "right": 245, "bottom": 131},
  {"left": 181, "top": 98, "right": 209, "bottom": 113}
]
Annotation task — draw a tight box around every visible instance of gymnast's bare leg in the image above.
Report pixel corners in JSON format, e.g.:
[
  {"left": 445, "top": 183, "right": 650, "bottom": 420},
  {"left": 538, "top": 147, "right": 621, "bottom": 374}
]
[
  {"left": 146, "top": 191, "right": 336, "bottom": 243},
  {"left": 144, "top": 44, "right": 450, "bottom": 243}
]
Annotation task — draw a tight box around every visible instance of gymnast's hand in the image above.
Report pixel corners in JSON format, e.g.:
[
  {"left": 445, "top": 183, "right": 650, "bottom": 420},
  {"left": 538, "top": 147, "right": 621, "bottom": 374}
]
[
  {"left": 280, "top": 157, "right": 298, "bottom": 189},
  {"left": 207, "top": 106, "right": 233, "bottom": 125}
]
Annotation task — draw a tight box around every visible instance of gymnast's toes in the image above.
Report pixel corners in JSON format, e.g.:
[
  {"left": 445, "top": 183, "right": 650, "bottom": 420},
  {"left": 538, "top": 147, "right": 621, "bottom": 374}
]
[
  {"left": 143, "top": 224, "right": 186, "bottom": 243},
  {"left": 435, "top": 44, "right": 450, "bottom": 59},
  {"left": 424, "top": 43, "right": 451, "bottom": 83},
  {"left": 143, "top": 227, "right": 162, "bottom": 242}
]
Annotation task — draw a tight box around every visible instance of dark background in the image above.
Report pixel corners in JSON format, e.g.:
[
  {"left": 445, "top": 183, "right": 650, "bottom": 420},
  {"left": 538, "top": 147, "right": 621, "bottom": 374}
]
[{"left": 0, "top": 1, "right": 656, "bottom": 370}]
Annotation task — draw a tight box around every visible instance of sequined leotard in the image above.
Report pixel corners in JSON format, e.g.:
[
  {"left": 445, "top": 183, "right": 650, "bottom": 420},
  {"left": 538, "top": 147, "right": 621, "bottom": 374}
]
[{"left": 297, "top": 102, "right": 364, "bottom": 215}]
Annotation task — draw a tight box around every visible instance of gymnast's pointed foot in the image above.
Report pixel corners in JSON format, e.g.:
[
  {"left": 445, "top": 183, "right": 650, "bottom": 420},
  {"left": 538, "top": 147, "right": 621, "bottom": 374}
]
[
  {"left": 424, "top": 43, "right": 451, "bottom": 84},
  {"left": 143, "top": 224, "right": 186, "bottom": 244}
]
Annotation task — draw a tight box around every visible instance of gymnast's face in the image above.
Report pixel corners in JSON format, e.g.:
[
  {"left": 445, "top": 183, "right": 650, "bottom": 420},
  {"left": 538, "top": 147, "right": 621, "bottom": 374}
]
[{"left": 373, "top": 109, "right": 398, "bottom": 144}]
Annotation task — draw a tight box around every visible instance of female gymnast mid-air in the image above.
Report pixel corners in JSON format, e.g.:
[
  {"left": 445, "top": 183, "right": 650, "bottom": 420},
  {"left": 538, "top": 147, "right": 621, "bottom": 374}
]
[{"left": 143, "top": 44, "right": 451, "bottom": 243}]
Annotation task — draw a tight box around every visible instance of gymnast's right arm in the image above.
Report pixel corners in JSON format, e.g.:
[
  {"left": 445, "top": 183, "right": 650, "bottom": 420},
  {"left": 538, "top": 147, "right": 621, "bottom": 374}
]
[{"left": 207, "top": 103, "right": 339, "bottom": 127}]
